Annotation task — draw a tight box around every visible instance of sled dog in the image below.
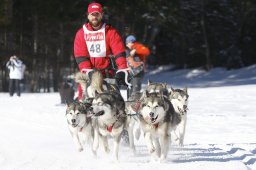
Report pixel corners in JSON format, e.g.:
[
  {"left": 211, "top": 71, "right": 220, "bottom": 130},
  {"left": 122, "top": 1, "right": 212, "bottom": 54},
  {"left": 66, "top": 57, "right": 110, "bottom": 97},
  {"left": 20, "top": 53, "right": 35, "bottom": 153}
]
[
  {"left": 139, "top": 91, "right": 181, "bottom": 160},
  {"left": 169, "top": 87, "right": 189, "bottom": 146},
  {"left": 127, "top": 80, "right": 169, "bottom": 142},
  {"left": 65, "top": 102, "right": 94, "bottom": 153},
  {"left": 75, "top": 70, "right": 118, "bottom": 100},
  {"left": 89, "top": 91, "right": 127, "bottom": 160}
]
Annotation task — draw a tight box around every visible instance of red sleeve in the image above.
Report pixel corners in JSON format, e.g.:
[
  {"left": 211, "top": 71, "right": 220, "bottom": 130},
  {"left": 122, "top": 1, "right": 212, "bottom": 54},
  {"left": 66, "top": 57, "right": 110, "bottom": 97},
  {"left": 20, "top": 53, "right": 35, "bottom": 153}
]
[
  {"left": 132, "top": 43, "right": 150, "bottom": 63},
  {"left": 135, "top": 43, "right": 150, "bottom": 56},
  {"left": 107, "top": 27, "right": 127, "bottom": 69},
  {"left": 74, "top": 28, "right": 92, "bottom": 70}
]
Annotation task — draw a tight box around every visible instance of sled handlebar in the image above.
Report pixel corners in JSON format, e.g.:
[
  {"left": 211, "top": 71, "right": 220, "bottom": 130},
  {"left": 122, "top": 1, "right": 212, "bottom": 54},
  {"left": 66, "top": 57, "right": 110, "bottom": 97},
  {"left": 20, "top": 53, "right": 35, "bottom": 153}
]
[{"left": 116, "top": 68, "right": 132, "bottom": 89}]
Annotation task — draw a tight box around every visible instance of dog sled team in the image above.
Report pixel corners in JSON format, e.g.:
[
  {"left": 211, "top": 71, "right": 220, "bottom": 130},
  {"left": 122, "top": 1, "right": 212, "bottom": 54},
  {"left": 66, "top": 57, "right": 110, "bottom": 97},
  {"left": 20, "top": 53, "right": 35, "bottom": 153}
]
[{"left": 65, "top": 69, "right": 189, "bottom": 161}]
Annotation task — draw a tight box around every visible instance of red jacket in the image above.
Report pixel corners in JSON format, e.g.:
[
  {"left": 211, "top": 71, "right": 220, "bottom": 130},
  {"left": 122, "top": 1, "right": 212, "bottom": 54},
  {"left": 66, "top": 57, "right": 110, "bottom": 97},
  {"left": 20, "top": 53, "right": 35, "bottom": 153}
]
[
  {"left": 74, "top": 23, "right": 127, "bottom": 75},
  {"left": 131, "top": 42, "right": 150, "bottom": 63}
]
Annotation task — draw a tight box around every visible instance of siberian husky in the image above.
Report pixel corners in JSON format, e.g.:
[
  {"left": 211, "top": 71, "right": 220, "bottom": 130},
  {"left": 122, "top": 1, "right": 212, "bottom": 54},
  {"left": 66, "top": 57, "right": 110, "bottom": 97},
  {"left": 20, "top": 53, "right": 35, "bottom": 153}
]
[
  {"left": 127, "top": 80, "right": 169, "bottom": 141},
  {"left": 75, "top": 70, "right": 118, "bottom": 100},
  {"left": 89, "top": 91, "right": 127, "bottom": 160},
  {"left": 65, "top": 102, "right": 95, "bottom": 153},
  {"left": 139, "top": 91, "right": 181, "bottom": 161},
  {"left": 169, "top": 87, "right": 189, "bottom": 146}
]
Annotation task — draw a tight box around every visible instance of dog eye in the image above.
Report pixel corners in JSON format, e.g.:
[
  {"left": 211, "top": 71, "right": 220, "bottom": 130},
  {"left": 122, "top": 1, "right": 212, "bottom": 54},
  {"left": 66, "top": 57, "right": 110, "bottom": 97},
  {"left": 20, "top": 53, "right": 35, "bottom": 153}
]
[{"left": 178, "top": 99, "right": 181, "bottom": 101}]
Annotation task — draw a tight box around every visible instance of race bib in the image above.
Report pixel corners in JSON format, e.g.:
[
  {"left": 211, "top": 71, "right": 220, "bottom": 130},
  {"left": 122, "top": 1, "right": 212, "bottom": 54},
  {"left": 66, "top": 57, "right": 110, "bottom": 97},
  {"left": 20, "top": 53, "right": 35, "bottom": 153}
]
[{"left": 83, "top": 24, "right": 106, "bottom": 58}]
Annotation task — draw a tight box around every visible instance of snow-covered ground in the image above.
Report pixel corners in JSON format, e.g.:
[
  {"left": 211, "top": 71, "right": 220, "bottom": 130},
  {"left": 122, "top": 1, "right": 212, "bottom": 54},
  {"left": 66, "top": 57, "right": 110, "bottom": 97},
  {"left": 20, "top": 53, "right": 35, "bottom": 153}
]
[{"left": 0, "top": 66, "right": 256, "bottom": 170}]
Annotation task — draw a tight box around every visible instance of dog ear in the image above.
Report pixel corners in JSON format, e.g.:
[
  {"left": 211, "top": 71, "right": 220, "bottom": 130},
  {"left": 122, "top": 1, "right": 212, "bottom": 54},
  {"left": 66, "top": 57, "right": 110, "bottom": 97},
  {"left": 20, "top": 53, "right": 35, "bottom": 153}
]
[
  {"left": 139, "top": 90, "right": 148, "bottom": 102},
  {"left": 78, "top": 102, "right": 91, "bottom": 113},
  {"left": 163, "top": 83, "right": 167, "bottom": 89},
  {"left": 163, "top": 98, "right": 170, "bottom": 112},
  {"left": 170, "top": 87, "right": 175, "bottom": 92},
  {"left": 183, "top": 87, "right": 188, "bottom": 94},
  {"left": 159, "top": 90, "right": 166, "bottom": 101},
  {"left": 147, "top": 80, "right": 152, "bottom": 86},
  {"left": 85, "top": 97, "right": 94, "bottom": 104},
  {"left": 168, "top": 88, "right": 174, "bottom": 99},
  {"left": 66, "top": 100, "right": 72, "bottom": 107},
  {"left": 145, "top": 90, "right": 150, "bottom": 97}
]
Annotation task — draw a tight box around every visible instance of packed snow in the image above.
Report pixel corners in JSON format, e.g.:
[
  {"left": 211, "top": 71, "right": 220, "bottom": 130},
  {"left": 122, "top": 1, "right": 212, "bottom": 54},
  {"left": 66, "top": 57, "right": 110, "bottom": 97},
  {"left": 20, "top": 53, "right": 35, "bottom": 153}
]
[{"left": 0, "top": 65, "right": 256, "bottom": 170}]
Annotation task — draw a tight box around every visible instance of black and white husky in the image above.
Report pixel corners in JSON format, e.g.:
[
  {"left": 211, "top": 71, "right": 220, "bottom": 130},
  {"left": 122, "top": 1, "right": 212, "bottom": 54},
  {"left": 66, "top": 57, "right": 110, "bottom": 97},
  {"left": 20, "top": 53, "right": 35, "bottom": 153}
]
[
  {"left": 139, "top": 91, "right": 181, "bottom": 161},
  {"left": 129, "top": 80, "right": 169, "bottom": 141},
  {"left": 65, "top": 102, "right": 94, "bottom": 153},
  {"left": 89, "top": 92, "right": 128, "bottom": 160},
  {"left": 75, "top": 69, "right": 121, "bottom": 100},
  {"left": 169, "top": 87, "right": 189, "bottom": 146}
]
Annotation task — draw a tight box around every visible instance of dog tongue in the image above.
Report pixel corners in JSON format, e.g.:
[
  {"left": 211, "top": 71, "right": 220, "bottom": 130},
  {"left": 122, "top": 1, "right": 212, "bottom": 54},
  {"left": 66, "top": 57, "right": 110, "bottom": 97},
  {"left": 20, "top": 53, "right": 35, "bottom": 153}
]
[{"left": 107, "top": 126, "right": 113, "bottom": 132}]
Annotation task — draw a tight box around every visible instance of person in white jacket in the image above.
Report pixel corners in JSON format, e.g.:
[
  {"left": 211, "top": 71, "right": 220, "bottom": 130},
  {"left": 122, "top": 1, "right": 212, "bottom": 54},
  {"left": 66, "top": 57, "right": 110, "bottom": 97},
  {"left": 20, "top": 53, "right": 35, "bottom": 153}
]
[{"left": 6, "top": 55, "right": 25, "bottom": 96}]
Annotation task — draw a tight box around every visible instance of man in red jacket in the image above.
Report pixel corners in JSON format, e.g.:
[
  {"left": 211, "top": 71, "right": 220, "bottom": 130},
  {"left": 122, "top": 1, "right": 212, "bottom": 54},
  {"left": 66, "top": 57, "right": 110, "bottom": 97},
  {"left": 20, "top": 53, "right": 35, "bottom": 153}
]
[{"left": 74, "top": 2, "right": 129, "bottom": 100}]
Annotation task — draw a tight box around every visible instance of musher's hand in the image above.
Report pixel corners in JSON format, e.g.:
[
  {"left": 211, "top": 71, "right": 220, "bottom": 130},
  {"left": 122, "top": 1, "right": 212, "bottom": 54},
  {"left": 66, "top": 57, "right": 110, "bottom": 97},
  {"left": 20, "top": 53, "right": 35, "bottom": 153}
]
[
  {"left": 130, "top": 49, "right": 136, "bottom": 57},
  {"left": 115, "top": 68, "right": 132, "bottom": 88},
  {"left": 81, "top": 68, "right": 94, "bottom": 79},
  {"left": 127, "top": 56, "right": 144, "bottom": 68}
]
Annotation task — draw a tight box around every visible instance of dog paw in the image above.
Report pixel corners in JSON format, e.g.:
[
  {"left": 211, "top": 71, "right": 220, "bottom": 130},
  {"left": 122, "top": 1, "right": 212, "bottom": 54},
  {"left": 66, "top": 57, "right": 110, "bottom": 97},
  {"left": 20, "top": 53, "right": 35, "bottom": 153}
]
[
  {"left": 92, "top": 150, "right": 97, "bottom": 157},
  {"left": 179, "top": 143, "right": 184, "bottom": 147},
  {"left": 149, "top": 146, "right": 155, "bottom": 153},
  {"left": 105, "top": 148, "right": 111, "bottom": 154},
  {"left": 77, "top": 147, "right": 83, "bottom": 152},
  {"left": 179, "top": 140, "right": 184, "bottom": 147},
  {"left": 160, "top": 155, "right": 167, "bottom": 162}
]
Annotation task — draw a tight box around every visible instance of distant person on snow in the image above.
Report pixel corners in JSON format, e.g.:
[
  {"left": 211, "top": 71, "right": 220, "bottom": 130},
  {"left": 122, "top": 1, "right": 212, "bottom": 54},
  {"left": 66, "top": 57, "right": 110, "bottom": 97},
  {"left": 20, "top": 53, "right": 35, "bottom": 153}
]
[
  {"left": 73, "top": 2, "right": 129, "bottom": 101},
  {"left": 6, "top": 55, "right": 26, "bottom": 97},
  {"left": 59, "top": 79, "right": 75, "bottom": 104},
  {"left": 125, "top": 35, "right": 150, "bottom": 94}
]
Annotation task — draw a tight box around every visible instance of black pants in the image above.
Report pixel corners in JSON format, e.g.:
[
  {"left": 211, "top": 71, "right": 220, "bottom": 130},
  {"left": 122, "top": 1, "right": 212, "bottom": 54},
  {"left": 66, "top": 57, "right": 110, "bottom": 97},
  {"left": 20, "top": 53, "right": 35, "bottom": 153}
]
[
  {"left": 9, "top": 79, "right": 21, "bottom": 96},
  {"left": 59, "top": 87, "right": 74, "bottom": 104}
]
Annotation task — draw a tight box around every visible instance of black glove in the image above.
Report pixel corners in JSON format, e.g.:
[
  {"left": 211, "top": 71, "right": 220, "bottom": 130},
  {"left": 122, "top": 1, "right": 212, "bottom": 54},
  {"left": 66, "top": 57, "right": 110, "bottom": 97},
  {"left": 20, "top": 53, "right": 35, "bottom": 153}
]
[
  {"left": 115, "top": 69, "right": 131, "bottom": 86},
  {"left": 115, "top": 71, "right": 126, "bottom": 86}
]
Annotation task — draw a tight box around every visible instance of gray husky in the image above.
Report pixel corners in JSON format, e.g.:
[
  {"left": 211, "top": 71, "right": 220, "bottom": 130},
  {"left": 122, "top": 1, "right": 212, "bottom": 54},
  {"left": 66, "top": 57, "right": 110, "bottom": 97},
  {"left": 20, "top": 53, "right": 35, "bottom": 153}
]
[
  {"left": 75, "top": 70, "right": 118, "bottom": 100},
  {"left": 89, "top": 92, "right": 127, "bottom": 160},
  {"left": 65, "top": 102, "right": 94, "bottom": 153},
  {"left": 169, "top": 87, "right": 189, "bottom": 146},
  {"left": 139, "top": 91, "right": 181, "bottom": 161},
  {"left": 128, "top": 80, "right": 169, "bottom": 141}
]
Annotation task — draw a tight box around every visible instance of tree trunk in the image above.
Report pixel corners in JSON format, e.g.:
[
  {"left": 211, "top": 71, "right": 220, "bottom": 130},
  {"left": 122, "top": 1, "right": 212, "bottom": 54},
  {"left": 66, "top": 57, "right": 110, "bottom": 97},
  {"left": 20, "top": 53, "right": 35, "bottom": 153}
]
[
  {"left": 31, "top": 14, "right": 39, "bottom": 92},
  {"left": 201, "top": 0, "right": 211, "bottom": 70}
]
